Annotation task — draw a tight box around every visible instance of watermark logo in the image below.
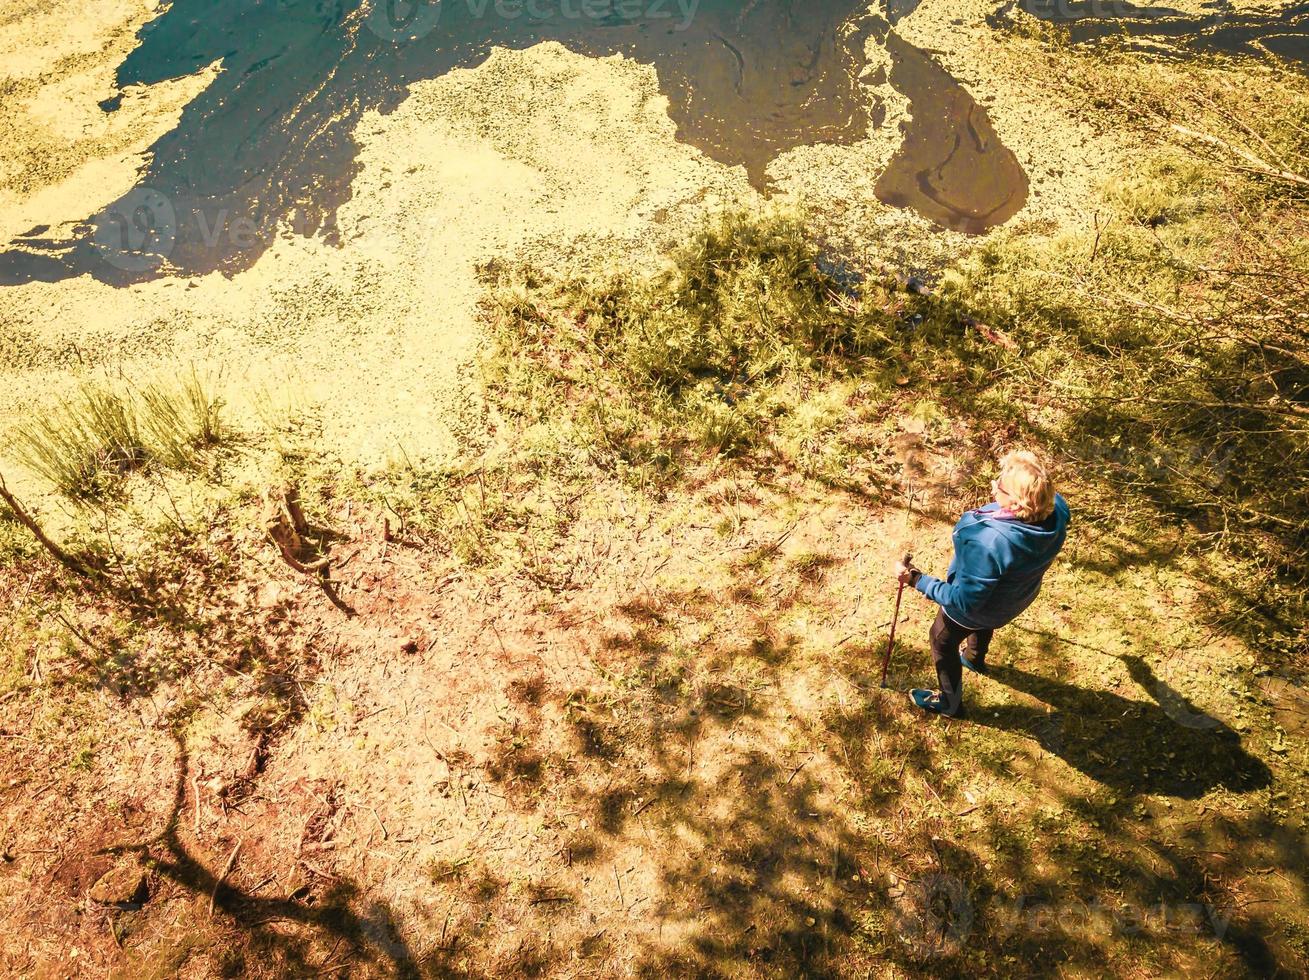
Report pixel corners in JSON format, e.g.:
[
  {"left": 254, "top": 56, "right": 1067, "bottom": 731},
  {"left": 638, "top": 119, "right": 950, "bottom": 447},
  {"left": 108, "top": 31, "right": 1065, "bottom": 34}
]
[
  {"left": 994, "top": 895, "right": 1234, "bottom": 940},
  {"left": 88, "top": 196, "right": 341, "bottom": 274},
  {"left": 1153, "top": 653, "right": 1222, "bottom": 731},
  {"left": 1020, "top": 0, "right": 1229, "bottom": 27},
  {"left": 361, "top": 0, "right": 700, "bottom": 41},
  {"left": 92, "top": 187, "right": 177, "bottom": 273},
  {"left": 363, "top": 0, "right": 444, "bottom": 41},
  {"left": 891, "top": 872, "right": 974, "bottom": 958},
  {"left": 1008, "top": 0, "right": 1235, "bottom": 45},
  {"left": 1033, "top": 709, "right": 1065, "bottom": 754}
]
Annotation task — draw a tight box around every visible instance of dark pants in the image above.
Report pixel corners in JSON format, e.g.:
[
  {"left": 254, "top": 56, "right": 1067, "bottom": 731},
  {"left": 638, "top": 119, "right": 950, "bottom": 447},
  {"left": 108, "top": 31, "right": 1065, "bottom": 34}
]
[{"left": 930, "top": 609, "right": 994, "bottom": 713}]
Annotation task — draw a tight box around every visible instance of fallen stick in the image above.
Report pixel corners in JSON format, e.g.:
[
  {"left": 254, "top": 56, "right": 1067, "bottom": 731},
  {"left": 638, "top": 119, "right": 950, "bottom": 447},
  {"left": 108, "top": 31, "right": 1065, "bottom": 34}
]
[
  {"left": 0, "top": 473, "right": 94, "bottom": 578},
  {"left": 209, "top": 839, "right": 243, "bottom": 916},
  {"left": 298, "top": 857, "right": 340, "bottom": 881},
  {"left": 1172, "top": 123, "right": 1309, "bottom": 189},
  {"left": 266, "top": 531, "right": 332, "bottom": 574}
]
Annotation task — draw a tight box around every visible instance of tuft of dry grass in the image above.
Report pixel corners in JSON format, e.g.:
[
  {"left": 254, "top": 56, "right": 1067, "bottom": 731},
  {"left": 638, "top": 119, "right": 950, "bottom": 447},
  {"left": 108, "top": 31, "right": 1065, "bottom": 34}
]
[{"left": 10, "top": 369, "right": 227, "bottom": 501}]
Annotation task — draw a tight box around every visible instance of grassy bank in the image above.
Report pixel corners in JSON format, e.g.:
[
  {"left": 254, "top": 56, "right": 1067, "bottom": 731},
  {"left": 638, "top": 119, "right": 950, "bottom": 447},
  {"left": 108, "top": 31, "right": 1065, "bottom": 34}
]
[{"left": 479, "top": 146, "right": 1307, "bottom": 661}]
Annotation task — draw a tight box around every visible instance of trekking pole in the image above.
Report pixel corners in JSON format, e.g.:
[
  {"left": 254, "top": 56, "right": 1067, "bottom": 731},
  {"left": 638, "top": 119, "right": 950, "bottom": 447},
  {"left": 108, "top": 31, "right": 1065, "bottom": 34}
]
[{"left": 880, "top": 551, "right": 912, "bottom": 688}]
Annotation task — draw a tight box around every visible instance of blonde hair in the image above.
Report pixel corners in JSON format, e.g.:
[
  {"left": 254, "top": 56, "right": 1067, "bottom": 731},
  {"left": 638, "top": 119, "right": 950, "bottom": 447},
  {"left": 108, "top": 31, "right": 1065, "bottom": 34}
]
[{"left": 997, "top": 449, "right": 1055, "bottom": 522}]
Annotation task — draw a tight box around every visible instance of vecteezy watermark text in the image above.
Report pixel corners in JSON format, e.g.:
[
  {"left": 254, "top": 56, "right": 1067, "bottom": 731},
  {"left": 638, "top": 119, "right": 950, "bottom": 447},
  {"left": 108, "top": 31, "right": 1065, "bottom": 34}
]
[
  {"left": 91, "top": 189, "right": 177, "bottom": 274},
  {"left": 894, "top": 874, "right": 1238, "bottom": 959},
  {"left": 362, "top": 0, "right": 701, "bottom": 42},
  {"left": 1018, "top": 0, "right": 1225, "bottom": 24},
  {"left": 92, "top": 189, "right": 338, "bottom": 272},
  {"left": 993, "top": 894, "right": 1234, "bottom": 941}
]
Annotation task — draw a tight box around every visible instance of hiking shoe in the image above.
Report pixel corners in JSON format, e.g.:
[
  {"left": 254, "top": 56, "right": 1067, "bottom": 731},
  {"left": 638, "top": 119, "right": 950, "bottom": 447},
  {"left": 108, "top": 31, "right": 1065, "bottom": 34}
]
[
  {"left": 910, "top": 689, "right": 963, "bottom": 717},
  {"left": 960, "top": 651, "right": 988, "bottom": 675}
]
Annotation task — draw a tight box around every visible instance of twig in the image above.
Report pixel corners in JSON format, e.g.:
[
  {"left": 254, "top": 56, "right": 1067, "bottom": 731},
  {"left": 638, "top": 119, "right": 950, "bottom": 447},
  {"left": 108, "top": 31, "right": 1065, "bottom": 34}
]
[
  {"left": 529, "top": 894, "right": 573, "bottom": 905},
  {"left": 1089, "top": 211, "right": 1112, "bottom": 265},
  {"left": 309, "top": 937, "right": 347, "bottom": 976},
  {"left": 921, "top": 778, "right": 947, "bottom": 810},
  {"left": 209, "top": 839, "right": 243, "bottom": 916},
  {"left": 299, "top": 857, "right": 340, "bottom": 881},
  {"left": 266, "top": 532, "right": 332, "bottom": 574},
  {"left": 1173, "top": 123, "right": 1309, "bottom": 189},
  {"left": 752, "top": 520, "right": 799, "bottom": 562},
  {"left": 54, "top": 609, "right": 104, "bottom": 657},
  {"left": 364, "top": 805, "right": 387, "bottom": 841},
  {"left": 0, "top": 473, "right": 94, "bottom": 578},
  {"left": 106, "top": 914, "right": 123, "bottom": 950}
]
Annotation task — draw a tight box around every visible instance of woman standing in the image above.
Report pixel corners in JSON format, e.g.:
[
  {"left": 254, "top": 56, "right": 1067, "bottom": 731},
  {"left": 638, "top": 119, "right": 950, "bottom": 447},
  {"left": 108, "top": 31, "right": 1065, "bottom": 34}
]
[{"left": 896, "top": 449, "right": 1070, "bottom": 718}]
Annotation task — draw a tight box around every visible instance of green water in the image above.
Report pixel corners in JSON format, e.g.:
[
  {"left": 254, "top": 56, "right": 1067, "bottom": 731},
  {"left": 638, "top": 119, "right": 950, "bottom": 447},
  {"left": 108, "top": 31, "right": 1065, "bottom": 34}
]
[{"left": 32, "top": 0, "right": 1266, "bottom": 283}]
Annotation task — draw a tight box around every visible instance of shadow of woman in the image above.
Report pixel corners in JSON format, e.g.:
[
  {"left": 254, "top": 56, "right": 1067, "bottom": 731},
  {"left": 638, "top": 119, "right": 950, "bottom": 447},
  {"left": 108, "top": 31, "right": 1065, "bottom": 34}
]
[{"left": 967, "top": 656, "right": 1271, "bottom": 799}]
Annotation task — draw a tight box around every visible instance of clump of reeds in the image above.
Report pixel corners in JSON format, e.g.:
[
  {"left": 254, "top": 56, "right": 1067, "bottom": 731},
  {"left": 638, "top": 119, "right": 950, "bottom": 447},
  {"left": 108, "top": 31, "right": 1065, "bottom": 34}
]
[{"left": 11, "top": 368, "right": 227, "bottom": 501}]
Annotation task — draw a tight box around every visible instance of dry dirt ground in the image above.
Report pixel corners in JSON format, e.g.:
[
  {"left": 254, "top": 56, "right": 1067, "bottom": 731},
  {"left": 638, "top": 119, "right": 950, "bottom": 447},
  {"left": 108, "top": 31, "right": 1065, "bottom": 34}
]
[{"left": 1, "top": 419, "right": 1305, "bottom": 976}]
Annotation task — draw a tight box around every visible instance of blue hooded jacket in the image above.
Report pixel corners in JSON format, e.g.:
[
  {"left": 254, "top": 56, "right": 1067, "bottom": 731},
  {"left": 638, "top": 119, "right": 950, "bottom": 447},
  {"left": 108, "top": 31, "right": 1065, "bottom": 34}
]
[{"left": 914, "top": 494, "right": 1070, "bottom": 630}]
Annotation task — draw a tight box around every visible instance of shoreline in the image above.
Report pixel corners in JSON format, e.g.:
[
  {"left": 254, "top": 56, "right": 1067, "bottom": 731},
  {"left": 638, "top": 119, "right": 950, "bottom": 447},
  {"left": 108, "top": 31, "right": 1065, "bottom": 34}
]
[{"left": 0, "top": 0, "right": 1175, "bottom": 495}]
